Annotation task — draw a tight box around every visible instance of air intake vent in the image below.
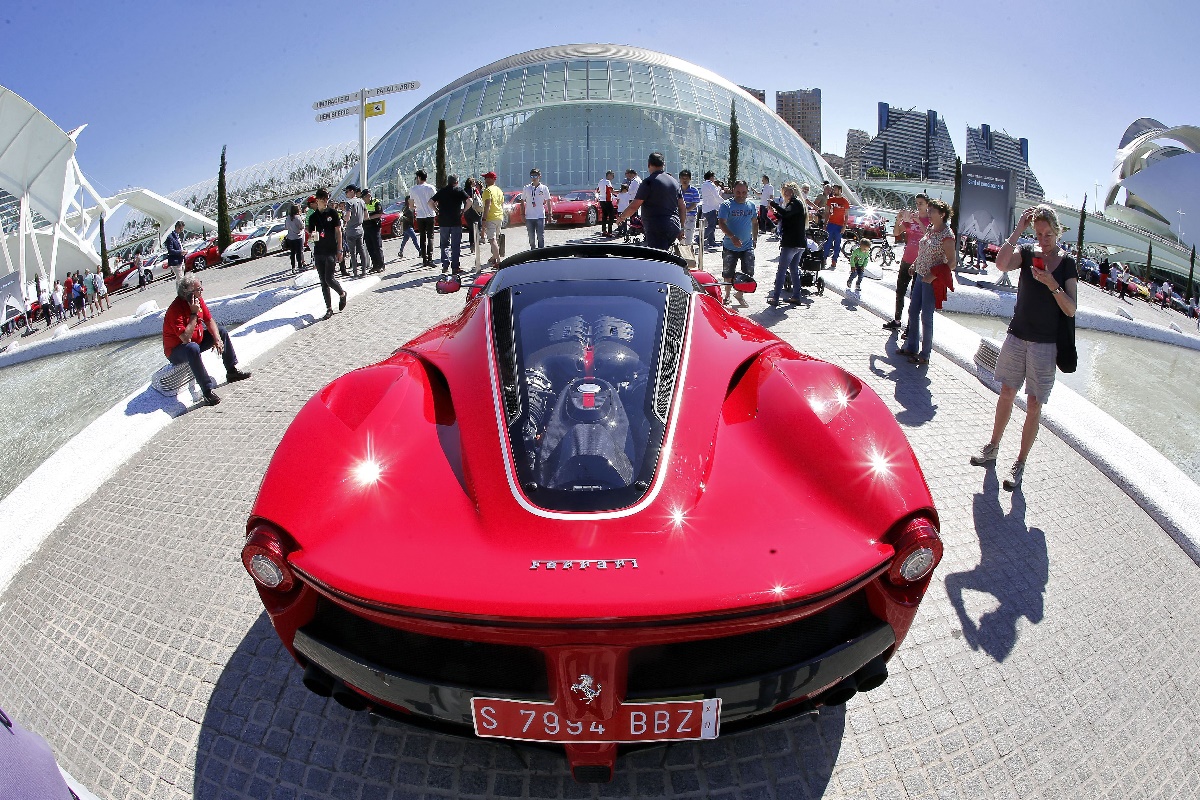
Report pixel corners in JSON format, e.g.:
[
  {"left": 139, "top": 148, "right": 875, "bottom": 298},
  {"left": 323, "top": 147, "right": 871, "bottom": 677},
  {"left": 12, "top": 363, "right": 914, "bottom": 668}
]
[
  {"left": 491, "top": 289, "right": 521, "bottom": 420},
  {"left": 652, "top": 286, "right": 688, "bottom": 422}
]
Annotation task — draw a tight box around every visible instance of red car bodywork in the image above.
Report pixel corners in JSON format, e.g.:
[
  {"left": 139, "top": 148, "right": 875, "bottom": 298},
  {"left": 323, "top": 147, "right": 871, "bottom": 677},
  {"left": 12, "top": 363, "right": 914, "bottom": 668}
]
[
  {"left": 244, "top": 245, "right": 941, "bottom": 783},
  {"left": 550, "top": 191, "right": 601, "bottom": 226},
  {"left": 844, "top": 207, "right": 887, "bottom": 240},
  {"left": 185, "top": 238, "right": 222, "bottom": 271}
]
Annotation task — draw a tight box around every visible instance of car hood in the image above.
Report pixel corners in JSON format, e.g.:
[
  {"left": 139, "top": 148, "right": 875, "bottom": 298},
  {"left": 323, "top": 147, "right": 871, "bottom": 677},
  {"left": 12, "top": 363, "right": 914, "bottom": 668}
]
[{"left": 251, "top": 293, "right": 935, "bottom": 623}]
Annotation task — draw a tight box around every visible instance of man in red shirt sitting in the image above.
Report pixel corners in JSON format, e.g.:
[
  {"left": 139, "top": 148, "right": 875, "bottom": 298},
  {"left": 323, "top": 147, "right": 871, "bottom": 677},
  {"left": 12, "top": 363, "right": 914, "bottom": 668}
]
[{"left": 162, "top": 274, "right": 251, "bottom": 406}]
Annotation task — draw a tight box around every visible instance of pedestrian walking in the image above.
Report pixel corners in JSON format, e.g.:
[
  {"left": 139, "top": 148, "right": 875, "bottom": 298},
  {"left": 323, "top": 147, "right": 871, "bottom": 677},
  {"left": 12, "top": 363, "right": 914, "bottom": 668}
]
[
  {"left": 410, "top": 170, "right": 437, "bottom": 267},
  {"left": 51, "top": 281, "right": 64, "bottom": 323},
  {"left": 768, "top": 181, "right": 807, "bottom": 305},
  {"left": 717, "top": 180, "right": 758, "bottom": 307},
  {"left": 598, "top": 170, "right": 616, "bottom": 236},
  {"left": 342, "top": 185, "right": 369, "bottom": 278},
  {"left": 970, "top": 205, "right": 1078, "bottom": 491},
  {"left": 615, "top": 180, "right": 632, "bottom": 239},
  {"left": 162, "top": 274, "right": 252, "bottom": 407},
  {"left": 305, "top": 188, "right": 349, "bottom": 321},
  {"left": 701, "top": 171, "right": 723, "bottom": 250},
  {"left": 522, "top": 168, "right": 552, "bottom": 249},
  {"left": 898, "top": 198, "right": 956, "bottom": 366},
  {"left": 884, "top": 195, "right": 930, "bottom": 331},
  {"left": 679, "top": 169, "right": 700, "bottom": 248},
  {"left": 462, "top": 177, "right": 482, "bottom": 255},
  {"left": 847, "top": 237, "right": 870, "bottom": 292},
  {"left": 481, "top": 172, "right": 504, "bottom": 267},
  {"left": 758, "top": 175, "right": 775, "bottom": 234},
  {"left": 823, "top": 185, "right": 850, "bottom": 269},
  {"left": 284, "top": 203, "right": 305, "bottom": 272},
  {"left": 618, "top": 152, "right": 684, "bottom": 251},
  {"left": 361, "top": 188, "right": 385, "bottom": 273},
  {"left": 165, "top": 221, "right": 186, "bottom": 284},
  {"left": 95, "top": 269, "right": 110, "bottom": 312},
  {"left": 431, "top": 175, "right": 469, "bottom": 275},
  {"left": 396, "top": 195, "right": 419, "bottom": 259},
  {"left": 135, "top": 252, "right": 146, "bottom": 291},
  {"left": 37, "top": 280, "right": 51, "bottom": 329}
]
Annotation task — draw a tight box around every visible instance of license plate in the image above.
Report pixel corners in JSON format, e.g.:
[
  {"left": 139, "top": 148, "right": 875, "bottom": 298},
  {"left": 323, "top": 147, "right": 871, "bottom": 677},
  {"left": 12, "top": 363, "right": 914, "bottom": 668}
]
[{"left": 470, "top": 697, "right": 721, "bottom": 743}]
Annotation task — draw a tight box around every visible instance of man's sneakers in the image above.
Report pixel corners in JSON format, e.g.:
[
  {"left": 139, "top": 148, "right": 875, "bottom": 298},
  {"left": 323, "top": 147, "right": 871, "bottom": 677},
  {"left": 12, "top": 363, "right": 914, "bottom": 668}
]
[
  {"left": 226, "top": 369, "right": 252, "bottom": 383},
  {"left": 1002, "top": 461, "right": 1025, "bottom": 491},
  {"left": 969, "top": 442, "right": 1000, "bottom": 466},
  {"left": 202, "top": 390, "right": 221, "bottom": 406}
]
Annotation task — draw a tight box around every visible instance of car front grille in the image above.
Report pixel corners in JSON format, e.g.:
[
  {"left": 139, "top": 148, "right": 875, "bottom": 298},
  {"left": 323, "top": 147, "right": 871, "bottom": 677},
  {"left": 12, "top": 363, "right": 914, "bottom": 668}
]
[
  {"left": 302, "top": 597, "right": 549, "bottom": 697},
  {"left": 625, "top": 590, "right": 879, "bottom": 695}
]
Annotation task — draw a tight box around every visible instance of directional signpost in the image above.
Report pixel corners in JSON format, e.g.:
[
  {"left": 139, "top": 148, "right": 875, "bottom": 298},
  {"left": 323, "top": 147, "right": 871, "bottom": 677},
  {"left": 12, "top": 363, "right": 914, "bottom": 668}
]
[{"left": 312, "top": 81, "right": 420, "bottom": 191}]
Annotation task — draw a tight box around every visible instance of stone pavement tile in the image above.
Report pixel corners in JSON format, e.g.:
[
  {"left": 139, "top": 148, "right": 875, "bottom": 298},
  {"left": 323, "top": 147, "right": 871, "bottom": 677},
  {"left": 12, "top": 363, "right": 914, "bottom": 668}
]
[{"left": 1, "top": 228, "right": 1199, "bottom": 800}]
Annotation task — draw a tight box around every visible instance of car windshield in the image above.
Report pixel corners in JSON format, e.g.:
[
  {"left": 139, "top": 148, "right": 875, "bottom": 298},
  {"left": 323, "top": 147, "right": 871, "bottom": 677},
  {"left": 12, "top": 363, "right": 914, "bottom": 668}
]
[
  {"left": 384, "top": 204, "right": 404, "bottom": 214},
  {"left": 491, "top": 279, "right": 688, "bottom": 512},
  {"left": 247, "top": 226, "right": 269, "bottom": 238},
  {"left": 561, "top": 191, "right": 593, "bottom": 202}
]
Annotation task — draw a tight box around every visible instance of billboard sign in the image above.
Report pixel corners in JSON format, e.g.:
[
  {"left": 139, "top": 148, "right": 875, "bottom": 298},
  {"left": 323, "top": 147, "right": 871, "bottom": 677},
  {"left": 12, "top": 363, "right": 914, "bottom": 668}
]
[{"left": 959, "top": 164, "right": 1016, "bottom": 245}]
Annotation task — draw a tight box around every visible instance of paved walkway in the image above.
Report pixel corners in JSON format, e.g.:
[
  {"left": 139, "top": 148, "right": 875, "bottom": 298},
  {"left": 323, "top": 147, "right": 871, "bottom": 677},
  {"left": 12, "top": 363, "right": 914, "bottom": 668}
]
[{"left": 1, "top": 228, "right": 1198, "bottom": 800}]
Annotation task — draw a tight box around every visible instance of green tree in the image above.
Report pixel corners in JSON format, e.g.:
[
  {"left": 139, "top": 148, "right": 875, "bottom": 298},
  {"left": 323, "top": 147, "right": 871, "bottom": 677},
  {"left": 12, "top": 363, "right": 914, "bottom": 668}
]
[
  {"left": 217, "top": 146, "right": 232, "bottom": 253},
  {"left": 1145, "top": 239, "right": 1153, "bottom": 281},
  {"left": 1076, "top": 195, "right": 1087, "bottom": 263},
  {"left": 436, "top": 119, "right": 447, "bottom": 189},
  {"left": 1187, "top": 244, "right": 1195, "bottom": 301},
  {"left": 728, "top": 100, "right": 739, "bottom": 187},
  {"left": 99, "top": 214, "right": 111, "bottom": 275},
  {"left": 950, "top": 155, "right": 960, "bottom": 231}
]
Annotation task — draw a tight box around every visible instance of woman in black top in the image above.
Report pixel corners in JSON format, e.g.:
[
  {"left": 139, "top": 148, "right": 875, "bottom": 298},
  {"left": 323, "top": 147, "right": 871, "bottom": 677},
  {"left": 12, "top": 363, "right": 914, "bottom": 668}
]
[
  {"left": 768, "top": 182, "right": 808, "bottom": 305},
  {"left": 463, "top": 177, "right": 482, "bottom": 255},
  {"left": 970, "top": 205, "right": 1078, "bottom": 490}
]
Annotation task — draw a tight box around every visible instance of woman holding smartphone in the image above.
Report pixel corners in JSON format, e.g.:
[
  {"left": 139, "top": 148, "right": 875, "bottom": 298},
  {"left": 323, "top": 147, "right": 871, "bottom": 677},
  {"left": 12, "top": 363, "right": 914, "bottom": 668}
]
[
  {"left": 970, "top": 205, "right": 1077, "bottom": 491},
  {"left": 885, "top": 194, "right": 931, "bottom": 331},
  {"left": 898, "top": 198, "right": 956, "bottom": 366}
]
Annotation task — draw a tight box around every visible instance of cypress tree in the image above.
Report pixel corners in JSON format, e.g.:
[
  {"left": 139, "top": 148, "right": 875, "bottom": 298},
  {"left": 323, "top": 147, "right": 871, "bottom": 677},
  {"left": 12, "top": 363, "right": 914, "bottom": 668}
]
[
  {"left": 1076, "top": 195, "right": 1087, "bottom": 262},
  {"left": 950, "top": 155, "right": 960, "bottom": 231},
  {"left": 728, "top": 100, "right": 739, "bottom": 187},
  {"left": 217, "top": 146, "right": 232, "bottom": 253},
  {"left": 436, "top": 120, "right": 447, "bottom": 189},
  {"left": 1145, "top": 240, "right": 1153, "bottom": 281},
  {"left": 99, "top": 214, "right": 110, "bottom": 276},
  {"left": 1187, "top": 244, "right": 1195, "bottom": 301}
]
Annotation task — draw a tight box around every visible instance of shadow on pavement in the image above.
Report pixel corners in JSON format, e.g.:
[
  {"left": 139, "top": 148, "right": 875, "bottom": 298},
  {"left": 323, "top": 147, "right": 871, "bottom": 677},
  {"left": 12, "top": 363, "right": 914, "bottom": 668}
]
[
  {"left": 868, "top": 347, "right": 937, "bottom": 427},
  {"left": 194, "top": 613, "right": 844, "bottom": 799},
  {"left": 232, "top": 315, "right": 316, "bottom": 337},
  {"left": 944, "top": 468, "right": 1048, "bottom": 662},
  {"left": 243, "top": 268, "right": 297, "bottom": 290},
  {"left": 122, "top": 385, "right": 187, "bottom": 418},
  {"left": 376, "top": 274, "right": 440, "bottom": 293}
]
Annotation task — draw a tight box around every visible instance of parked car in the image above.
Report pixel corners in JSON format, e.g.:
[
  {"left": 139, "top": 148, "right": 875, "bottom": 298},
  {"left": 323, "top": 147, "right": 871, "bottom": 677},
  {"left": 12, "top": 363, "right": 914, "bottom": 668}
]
[
  {"left": 550, "top": 190, "right": 601, "bottom": 226},
  {"left": 185, "top": 238, "right": 222, "bottom": 271},
  {"left": 222, "top": 223, "right": 288, "bottom": 263},
  {"left": 242, "top": 243, "right": 943, "bottom": 785},
  {"left": 104, "top": 262, "right": 141, "bottom": 293},
  {"left": 381, "top": 204, "right": 405, "bottom": 238},
  {"left": 843, "top": 206, "right": 887, "bottom": 240},
  {"left": 504, "top": 190, "right": 525, "bottom": 228}
]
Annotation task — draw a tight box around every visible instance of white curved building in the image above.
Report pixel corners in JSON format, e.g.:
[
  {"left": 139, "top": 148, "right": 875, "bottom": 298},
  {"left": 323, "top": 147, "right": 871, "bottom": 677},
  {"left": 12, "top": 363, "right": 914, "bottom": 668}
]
[
  {"left": 1104, "top": 119, "right": 1200, "bottom": 246},
  {"left": 347, "top": 44, "right": 852, "bottom": 202}
]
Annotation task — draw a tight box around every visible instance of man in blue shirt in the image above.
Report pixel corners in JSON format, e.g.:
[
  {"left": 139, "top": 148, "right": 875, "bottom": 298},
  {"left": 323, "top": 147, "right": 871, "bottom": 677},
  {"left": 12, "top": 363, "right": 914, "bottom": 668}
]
[
  {"left": 679, "top": 169, "right": 701, "bottom": 249},
  {"left": 717, "top": 180, "right": 758, "bottom": 307}
]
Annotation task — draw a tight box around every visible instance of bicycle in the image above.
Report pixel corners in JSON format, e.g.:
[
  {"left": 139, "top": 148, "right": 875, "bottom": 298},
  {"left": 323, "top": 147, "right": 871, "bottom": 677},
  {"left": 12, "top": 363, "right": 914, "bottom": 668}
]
[{"left": 871, "top": 241, "right": 896, "bottom": 268}]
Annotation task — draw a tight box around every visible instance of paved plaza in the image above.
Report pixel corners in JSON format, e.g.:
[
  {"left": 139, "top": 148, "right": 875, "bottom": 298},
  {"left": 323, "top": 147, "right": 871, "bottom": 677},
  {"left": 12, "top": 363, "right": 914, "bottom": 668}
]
[{"left": 1, "top": 228, "right": 1198, "bottom": 800}]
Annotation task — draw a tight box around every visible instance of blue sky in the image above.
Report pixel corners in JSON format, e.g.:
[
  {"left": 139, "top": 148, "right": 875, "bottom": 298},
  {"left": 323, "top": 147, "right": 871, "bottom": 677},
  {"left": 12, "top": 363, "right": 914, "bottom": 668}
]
[{"left": 2, "top": 0, "right": 1195, "bottom": 207}]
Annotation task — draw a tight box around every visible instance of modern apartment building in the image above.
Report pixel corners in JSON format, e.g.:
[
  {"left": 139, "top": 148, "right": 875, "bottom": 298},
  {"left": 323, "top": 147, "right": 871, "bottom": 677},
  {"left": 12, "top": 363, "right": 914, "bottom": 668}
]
[
  {"left": 843, "top": 128, "right": 870, "bottom": 177},
  {"left": 965, "top": 124, "right": 1044, "bottom": 200},
  {"left": 859, "top": 103, "right": 957, "bottom": 182},
  {"left": 776, "top": 88, "right": 822, "bottom": 152},
  {"left": 738, "top": 85, "right": 766, "bottom": 104}
]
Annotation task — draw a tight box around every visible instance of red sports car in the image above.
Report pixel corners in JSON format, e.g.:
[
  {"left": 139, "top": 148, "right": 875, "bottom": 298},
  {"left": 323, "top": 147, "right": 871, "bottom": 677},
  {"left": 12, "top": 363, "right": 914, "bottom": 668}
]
[
  {"left": 185, "top": 237, "right": 222, "bottom": 271},
  {"left": 844, "top": 206, "right": 887, "bottom": 240},
  {"left": 550, "top": 190, "right": 601, "bottom": 226},
  {"left": 243, "top": 244, "right": 943, "bottom": 783}
]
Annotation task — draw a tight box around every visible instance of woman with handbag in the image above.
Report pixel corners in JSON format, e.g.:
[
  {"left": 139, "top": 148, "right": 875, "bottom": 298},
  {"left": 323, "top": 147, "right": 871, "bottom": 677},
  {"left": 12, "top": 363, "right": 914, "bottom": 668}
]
[
  {"left": 463, "top": 177, "right": 483, "bottom": 254},
  {"left": 970, "top": 205, "right": 1078, "bottom": 491}
]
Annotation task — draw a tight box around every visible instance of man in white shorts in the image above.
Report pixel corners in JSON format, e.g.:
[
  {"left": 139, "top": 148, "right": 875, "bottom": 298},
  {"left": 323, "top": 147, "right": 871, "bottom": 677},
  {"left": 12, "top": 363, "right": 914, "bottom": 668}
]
[{"left": 481, "top": 171, "right": 504, "bottom": 267}]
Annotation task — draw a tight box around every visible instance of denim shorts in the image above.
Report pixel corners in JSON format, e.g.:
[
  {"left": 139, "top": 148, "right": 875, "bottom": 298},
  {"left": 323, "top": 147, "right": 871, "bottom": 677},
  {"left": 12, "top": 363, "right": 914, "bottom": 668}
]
[
  {"left": 994, "top": 333, "right": 1057, "bottom": 403},
  {"left": 721, "top": 248, "right": 754, "bottom": 281}
]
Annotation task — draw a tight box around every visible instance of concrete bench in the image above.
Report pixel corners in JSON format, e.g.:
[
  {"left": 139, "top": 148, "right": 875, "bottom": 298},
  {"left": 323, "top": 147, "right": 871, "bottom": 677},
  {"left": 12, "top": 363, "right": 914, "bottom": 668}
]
[{"left": 151, "top": 361, "right": 199, "bottom": 397}]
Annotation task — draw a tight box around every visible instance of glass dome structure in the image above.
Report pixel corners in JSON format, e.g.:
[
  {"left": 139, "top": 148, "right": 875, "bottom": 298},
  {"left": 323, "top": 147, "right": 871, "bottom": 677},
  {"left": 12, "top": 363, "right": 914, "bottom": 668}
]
[{"left": 350, "top": 44, "right": 851, "bottom": 201}]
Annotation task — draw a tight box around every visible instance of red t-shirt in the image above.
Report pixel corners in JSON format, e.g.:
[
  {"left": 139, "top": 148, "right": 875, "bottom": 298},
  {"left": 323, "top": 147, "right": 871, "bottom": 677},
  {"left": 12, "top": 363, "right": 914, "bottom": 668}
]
[
  {"left": 162, "top": 295, "right": 212, "bottom": 357},
  {"left": 827, "top": 196, "right": 850, "bottom": 227}
]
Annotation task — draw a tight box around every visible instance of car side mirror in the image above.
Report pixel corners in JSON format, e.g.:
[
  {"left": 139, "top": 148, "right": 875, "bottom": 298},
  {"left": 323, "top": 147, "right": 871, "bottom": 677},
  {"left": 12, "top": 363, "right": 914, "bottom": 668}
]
[
  {"left": 733, "top": 272, "right": 757, "bottom": 294},
  {"left": 436, "top": 277, "right": 462, "bottom": 294}
]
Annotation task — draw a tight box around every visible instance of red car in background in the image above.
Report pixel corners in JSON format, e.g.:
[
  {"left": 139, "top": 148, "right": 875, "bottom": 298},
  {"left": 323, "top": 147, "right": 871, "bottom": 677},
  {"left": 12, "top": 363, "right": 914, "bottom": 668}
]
[
  {"left": 550, "top": 190, "right": 601, "bottom": 226},
  {"left": 185, "top": 238, "right": 222, "bottom": 271},
  {"left": 504, "top": 191, "right": 525, "bottom": 228},
  {"left": 242, "top": 243, "right": 943, "bottom": 784},
  {"left": 843, "top": 207, "right": 887, "bottom": 240},
  {"left": 380, "top": 205, "right": 403, "bottom": 238}
]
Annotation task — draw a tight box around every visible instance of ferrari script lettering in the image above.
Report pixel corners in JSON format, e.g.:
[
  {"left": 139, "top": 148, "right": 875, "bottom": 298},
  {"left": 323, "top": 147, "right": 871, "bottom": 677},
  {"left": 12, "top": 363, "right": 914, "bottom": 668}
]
[{"left": 530, "top": 559, "right": 639, "bottom": 570}]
